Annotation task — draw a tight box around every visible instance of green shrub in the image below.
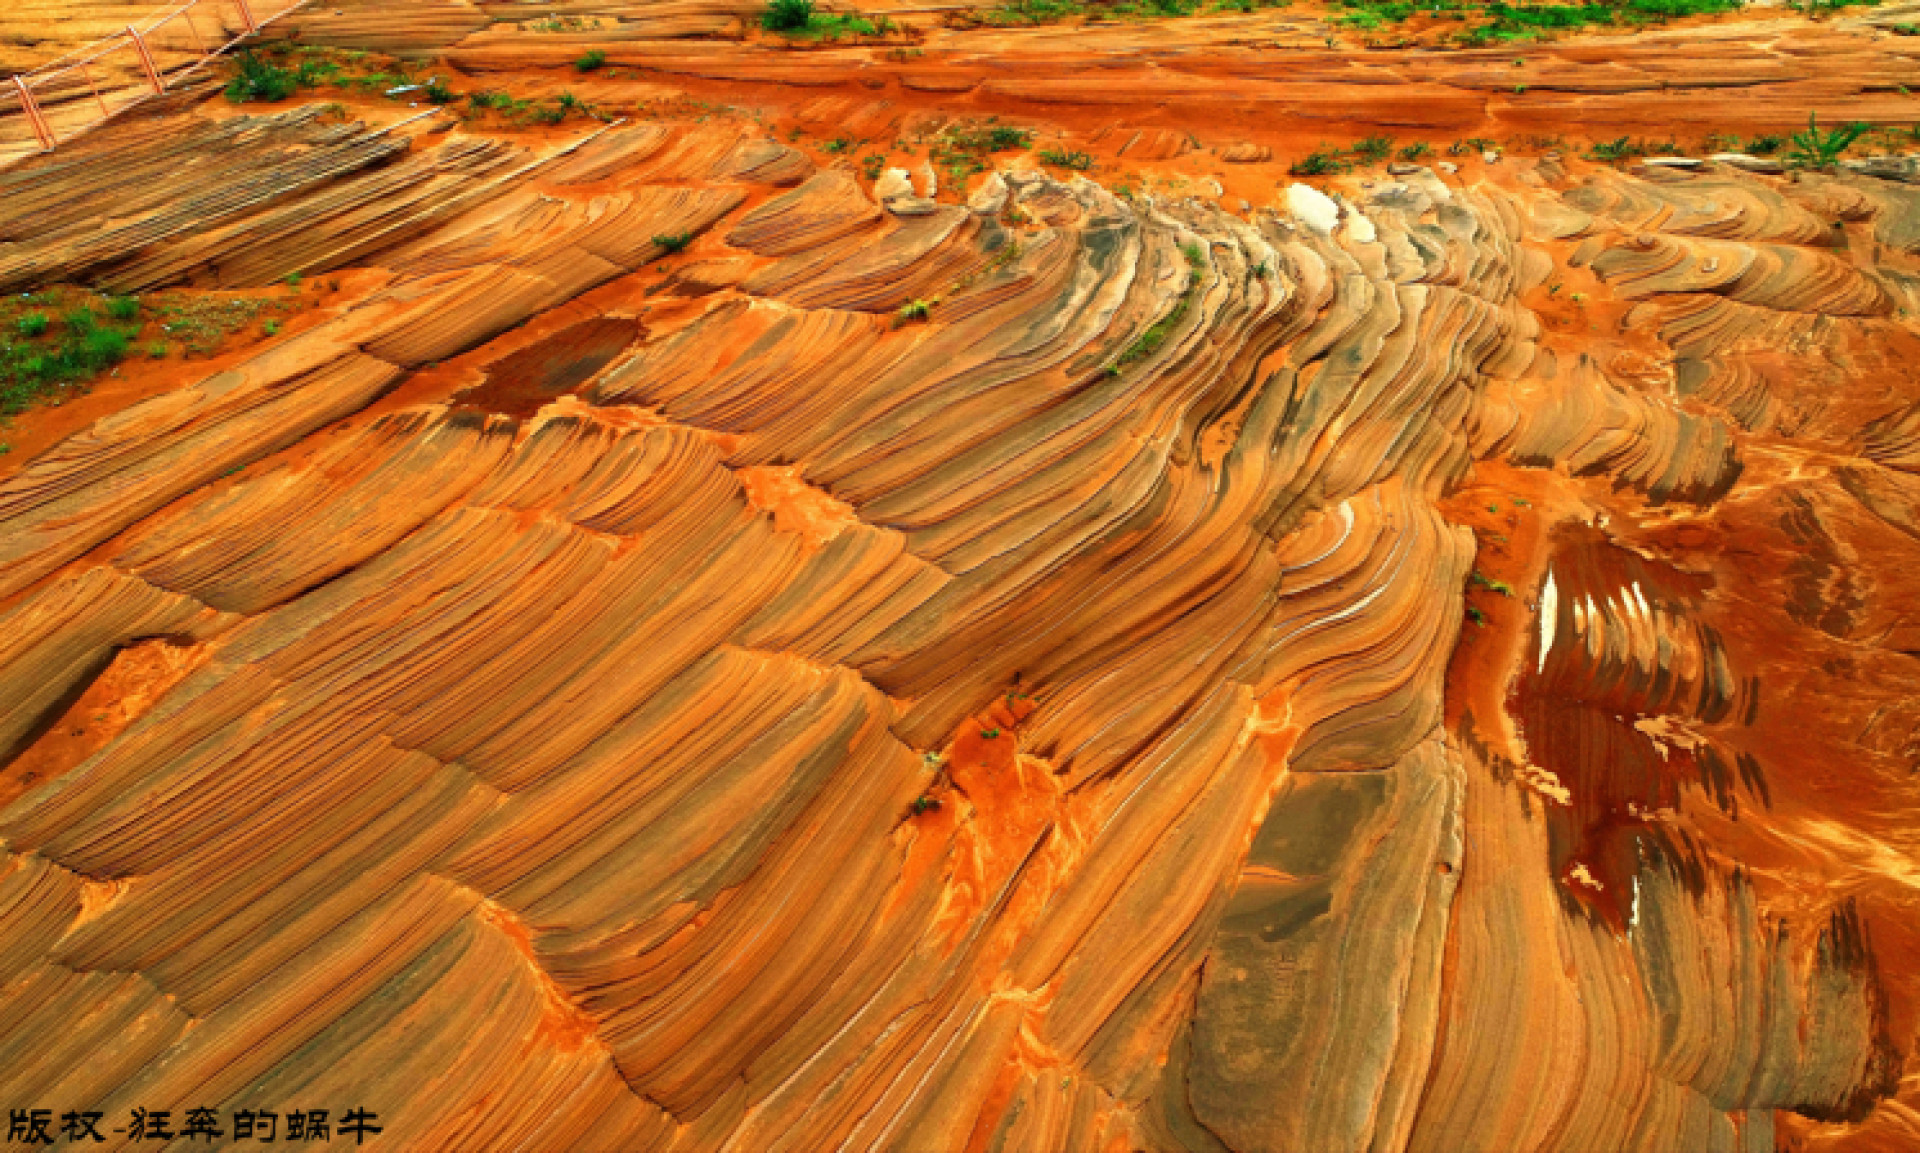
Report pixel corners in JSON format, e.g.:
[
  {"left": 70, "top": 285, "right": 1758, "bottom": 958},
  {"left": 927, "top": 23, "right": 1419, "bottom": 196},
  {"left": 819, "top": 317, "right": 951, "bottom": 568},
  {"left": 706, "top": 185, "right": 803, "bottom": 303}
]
[
  {"left": 899, "top": 299, "right": 933, "bottom": 321},
  {"left": 1585, "top": 136, "right": 1645, "bottom": 163},
  {"left": 105, "top": 295, "right": 140, "bottom": 321},
  {"left": 762, "top": 0, "right": 815, "bottom": 30},
  {"left": 424, "top": 78, "right": 457, "bottom": 104},
  {"left": 653, "top": 232, "right": 695, "bottom": 254},
  {"left": 147, "top": 341, "right": 169, "bottom": 359},
  {"left": 576, "top": 49, "right": 607, "bottom": 72},
  {"left": 1039, "top": 148, "right": 1094, "bottom": 170},
  {"left": 1352, "top": 135, "right": 1394, "bottom": 163},
  {"left": 225, "top": 51, "right": 300, "bottom": 103},
  {"left": 76, "top": 326, "right": 128, "bottom": 372},
  {"left": 1398, "top": 141, "right": 1432, "bottom": 161},
  {"left": 1786, "top": 112, "right": 1869, "bottom": 170},
  {"left": 1289, "top": 147, "right": 1351, "bottom": 176},
  {"left": 16, "top": 312, "right": 47, "bottom": 338}
]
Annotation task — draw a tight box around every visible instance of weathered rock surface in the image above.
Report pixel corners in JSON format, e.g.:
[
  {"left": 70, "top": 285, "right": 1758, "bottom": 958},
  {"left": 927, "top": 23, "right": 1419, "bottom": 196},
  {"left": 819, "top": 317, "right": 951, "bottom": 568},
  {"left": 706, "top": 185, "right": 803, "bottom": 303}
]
[{"left": 1, "top": 11, "right": 1918, "bottom": 1153}]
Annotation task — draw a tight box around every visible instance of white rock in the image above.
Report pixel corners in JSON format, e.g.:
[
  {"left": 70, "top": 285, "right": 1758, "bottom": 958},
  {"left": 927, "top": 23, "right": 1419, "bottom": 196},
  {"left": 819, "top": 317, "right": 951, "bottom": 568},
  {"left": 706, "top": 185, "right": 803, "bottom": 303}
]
[
  {"left": 1387, "top": 162, "right": 1423, "bottom": 175},
  {"left": 873, "top": 168, "right": 914, "bottom": 201},
  {"left": 1344, "top": 211, "right": 1377, "bottom": 244},
  {"left": 1641, "top": 156, "right": 1703, "bottom": 169},
  {"left": 968, "top": 172, "right": 1008, "bottom": 214},
  {"left": 1710, "top": 152, "right": 1785, "bottom": 174},
  {"left": 1285, "top": 182, "right": 1340, "bottom": 234},
  {"left": 1482, "top": 149, "right": 1501, "bottom": 164},
  {"left": 886, "top": 196, "right": 940, "bottom": 217},
  {"left": 1438, "top": 161, "right": 1459, "bottom": 174}
]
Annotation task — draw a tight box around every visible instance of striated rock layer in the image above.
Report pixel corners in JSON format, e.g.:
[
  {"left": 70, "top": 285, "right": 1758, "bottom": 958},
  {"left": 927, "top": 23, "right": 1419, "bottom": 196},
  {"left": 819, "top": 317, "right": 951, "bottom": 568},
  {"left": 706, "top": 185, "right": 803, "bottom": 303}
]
[{"left": 3, "top": 22, "right": 1920, "bottom": 1153}]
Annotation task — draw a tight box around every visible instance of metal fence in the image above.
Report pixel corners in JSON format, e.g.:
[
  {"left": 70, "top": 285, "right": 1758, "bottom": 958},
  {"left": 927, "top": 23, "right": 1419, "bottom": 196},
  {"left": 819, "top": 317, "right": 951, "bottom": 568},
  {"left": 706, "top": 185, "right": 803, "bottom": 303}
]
[{"left": 2, "top": 0, "right": 307, "bottom": 162}]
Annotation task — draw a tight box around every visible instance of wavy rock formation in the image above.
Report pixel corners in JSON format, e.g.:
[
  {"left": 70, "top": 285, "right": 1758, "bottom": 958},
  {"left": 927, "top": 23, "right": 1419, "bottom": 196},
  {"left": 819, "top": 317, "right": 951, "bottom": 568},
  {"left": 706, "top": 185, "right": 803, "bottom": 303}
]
[{"left": 2, "top": 14, "right": 1919, "bottom": 1148}]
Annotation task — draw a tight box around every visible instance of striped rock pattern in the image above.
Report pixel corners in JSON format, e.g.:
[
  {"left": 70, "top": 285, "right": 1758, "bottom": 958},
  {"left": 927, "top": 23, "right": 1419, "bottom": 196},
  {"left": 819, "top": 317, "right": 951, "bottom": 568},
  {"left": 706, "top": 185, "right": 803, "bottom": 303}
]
[{"left": 0, "top": 117, "right": 1913, "bottom": 1152}]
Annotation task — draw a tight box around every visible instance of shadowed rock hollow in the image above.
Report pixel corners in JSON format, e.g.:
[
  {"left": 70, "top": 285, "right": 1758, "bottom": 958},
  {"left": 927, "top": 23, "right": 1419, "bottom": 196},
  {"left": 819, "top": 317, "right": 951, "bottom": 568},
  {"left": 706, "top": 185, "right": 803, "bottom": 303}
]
[{"left": 2, "top": 5, "right": 1919, "bottom": 1151}]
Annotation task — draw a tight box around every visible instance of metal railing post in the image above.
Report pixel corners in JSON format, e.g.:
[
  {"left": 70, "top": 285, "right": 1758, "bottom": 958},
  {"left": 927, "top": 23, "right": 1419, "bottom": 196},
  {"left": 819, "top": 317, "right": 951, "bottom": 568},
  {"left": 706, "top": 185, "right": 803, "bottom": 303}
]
[
  {"left": 127, "top": 26, "right": 167, "bottom": 94},
  {"left": 234, "top": 0, "right": 260, "bottom": 33},
  {"left": 12, "top": 75, "right": 55, "bottom": 151}
]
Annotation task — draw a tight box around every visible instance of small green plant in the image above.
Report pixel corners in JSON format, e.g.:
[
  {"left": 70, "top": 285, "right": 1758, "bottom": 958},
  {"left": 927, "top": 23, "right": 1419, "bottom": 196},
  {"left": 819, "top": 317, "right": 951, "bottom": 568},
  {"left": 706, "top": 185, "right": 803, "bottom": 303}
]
[
  {"left": 1451, "top": 136, "right": 1497, "bottom": 156},
  {"left": 862, "top": 154, "right": 887, "bottom": 180},
  {"left": 263, "top": 320, "right": 280, "bottom": 337},
  {"left": 1747, "top": 134, "right": 1785, "bottom": 155},
  {"left": 981, "top": 727, "right": 1002, "bottom": 739},
  {"left": 899, "top": 299, "right": 934, "bottom": 322},
  {"left": 225, "top": 50, "right": 300, "bottom": 103},
  {"left": 63, "top": 307, "right": 96, "bottom": 335},
  {"left": 424, "top": 77, "right": 457, "bottom": 104},
  {"left": 1398, "top": 141, "right": 1432, "bottom": 161},
  {"left": 147, "top": 341, "right": 168, "bottom": 359},
  {"left": 284, "top": 272, "right": 303, "bottom": 289},
  {"left": 79, "top": 326, "right": 128, "bottom": 369},
  {"left": 1289, "top": 147, "right": 1352, "bottom": 176},
  {"left": 910, "top": 795, "right": 942, "bottom": 815},
  {"left": 1469, "top": 571, "right": 1515, "bottom": 596},
  {"left": 1251, "top": 261, "right": 1271, "bottom": 278},
  {"left": 822, "top": 136, "right": 852, "bottom": 153},
  {"left": 1466, "top": 605, "right": 1487, "bottom": 625},
  {"left": 1352, "top": 135, "right": 1394, "bottom": 163},
  {"left": 105, "top": 296, "right": 140, "bottom": 321},
  {"left": 762, "top": 0, "right": 815, "bottom": 30},
  {"left": 16, "top": 313, "right": 47, "bottom": 338},
  {"left": 653, "top": 232, "right": 695, "bottom": 254},
  {"left": 1585, "top": 136, "right": 1645, "bottom": 163},
  {"left": 1038, "top": 148, "right": 1095, "bottom": 170},
  {"left": 576, "top": 49, "right": 607, "bottom": 72},
  {"left": 1786, "top": 112, "right": 1869, "bottom": 171}
]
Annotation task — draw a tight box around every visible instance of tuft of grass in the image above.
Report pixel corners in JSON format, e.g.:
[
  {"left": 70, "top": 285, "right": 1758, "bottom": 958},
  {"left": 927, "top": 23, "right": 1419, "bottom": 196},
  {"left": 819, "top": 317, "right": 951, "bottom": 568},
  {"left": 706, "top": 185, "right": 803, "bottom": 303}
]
[
  {"left": 653, "top": 232, "right": 695, "bottom": 254},
  {"left": 225, "top": 50, "right": 300, "bottom": 103},
  {"left": 576, "top": 49, "right": 607, "bottom": 72},
  {"left": 0, "top": 301, "right": 137, "bottom": 415},
  {"left": 899, "top": 299, "right": 934, "bottom": 322},
  {"left": 1469, "top": 570, "right": 1515, "bottom": 596},
  {"left": 762, "top": 0, "right": 815, "bottom": 29},
  {"left": 1786, "top": 112, "right": 1869, "bottom": 170},
  {"left": 105, "top": 295, "right": 140, "bottom": 321},
  {"left": 1038, "top": 148, "right": 1095, "bottom": 170},
  {"left": 1289, "top": 146, "right": 1352, "bottom": 176},
  {"left": 263, "top": 320, "right": 280, "bottom": 337},
  {"left": 1352, "top": 135, "right": 1395, "bottom": 163},
  {"left": 1398, "top": 141, "right": 1433, "bottom": 161},
  {"left": 1585, "top": 135, "right": 1645, "bottom": 163},
  {"left": 425, "top": 77, "right": 457, "bottom": 104},
  {"left": 147, "top": 341, "right": 169, "bottom": 359}
]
